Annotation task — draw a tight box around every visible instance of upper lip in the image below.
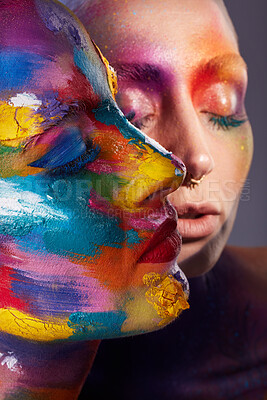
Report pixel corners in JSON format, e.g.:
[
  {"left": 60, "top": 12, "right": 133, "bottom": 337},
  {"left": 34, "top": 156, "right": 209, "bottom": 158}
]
[
  {"left": 136, "top": 202, "right": 181, "bottom": 260},
  {"left": 176, "top": 203, "right": 220, "bottom": 218},
  {"left": 140, "top": 217, "right": 181, "bottom": 256}
]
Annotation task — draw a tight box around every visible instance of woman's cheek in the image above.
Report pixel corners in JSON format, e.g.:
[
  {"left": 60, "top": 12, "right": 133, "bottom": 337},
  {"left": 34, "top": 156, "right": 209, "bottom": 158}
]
[
  {"left": 217, "top": 123, "right": 253, "bottom": 203},
  {"left": 228, "top": 122, "right": 253, "bottom": 177}
]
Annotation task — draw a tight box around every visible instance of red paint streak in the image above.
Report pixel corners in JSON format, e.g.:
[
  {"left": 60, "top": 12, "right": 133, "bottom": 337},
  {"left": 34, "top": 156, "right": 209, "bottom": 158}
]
[
  {"left": 0, "top": 266, "right": 28, "bottom": 311},
  {"left": 57, "top": 65, "right": 100, "bottom": 107}
]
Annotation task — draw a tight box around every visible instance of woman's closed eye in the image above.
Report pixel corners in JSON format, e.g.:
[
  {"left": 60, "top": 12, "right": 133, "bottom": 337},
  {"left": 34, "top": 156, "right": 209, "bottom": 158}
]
[
  {"left": 125, "top": 110, "right": 156, "bottom": 131},
  {"left": 117, "top": 87, "right": 159, "bottom": 133},
  {"left": 196, "top": 82, "right": 248, "bottom": 131},
  {"left": 205, "top": 112, "right": 248, "bottom": 131}
]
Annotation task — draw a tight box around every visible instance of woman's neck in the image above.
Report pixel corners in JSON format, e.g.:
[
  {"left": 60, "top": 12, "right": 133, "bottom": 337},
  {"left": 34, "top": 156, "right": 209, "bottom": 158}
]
[{"left": 0, "top": 335, "right": 100, "bottom": 400}]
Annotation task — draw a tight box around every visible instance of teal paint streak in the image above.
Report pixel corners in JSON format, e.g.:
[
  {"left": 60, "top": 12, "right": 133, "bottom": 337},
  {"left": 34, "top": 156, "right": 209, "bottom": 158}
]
[
  {"left": 126, "top": 229, "right": 142, "bottom": 247},
  {"left": 42, "top": 210, "right": 141, "bottom": 258},
  {"left": 0, "top": 144, "right": 22, "bottom": 156},
  {"left": 1, "top": 175, "right": 143, "bottom": 258},
  {"left": 73, "top": 47, "right": 112, "bottom": 100},
  {"left": 68, "top": 311, "right": 127, "bottom": 339}
]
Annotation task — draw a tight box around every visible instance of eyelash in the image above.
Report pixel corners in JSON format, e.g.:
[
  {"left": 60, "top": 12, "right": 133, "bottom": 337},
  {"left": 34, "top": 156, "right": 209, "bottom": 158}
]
[
  {"left": 126, "top": 110, "right": 247, "bottom": 132},
  {"left": 209, "top": 113, "right": 248, "bottom": 130},
  {"left": 125, "top": 111, "right": 153, "bottom": 130}
]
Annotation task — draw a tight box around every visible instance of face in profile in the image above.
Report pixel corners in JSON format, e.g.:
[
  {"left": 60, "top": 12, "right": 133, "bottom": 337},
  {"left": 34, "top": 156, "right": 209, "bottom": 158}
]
[
  {"left": 72, "top": 0, "right": 254, "bottom": 277},
  {"left": 0, "top": 0, "right": 189, "bottom": 342}
]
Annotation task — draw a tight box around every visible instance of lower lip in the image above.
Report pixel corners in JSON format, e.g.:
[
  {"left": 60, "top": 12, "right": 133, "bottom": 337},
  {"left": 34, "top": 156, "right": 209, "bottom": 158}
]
[
  {"left": 138, "top": 230, "right": 181, "bottom": 263},
  {"left": 178, "top": 214, "right": 219, "bottom": 240}
]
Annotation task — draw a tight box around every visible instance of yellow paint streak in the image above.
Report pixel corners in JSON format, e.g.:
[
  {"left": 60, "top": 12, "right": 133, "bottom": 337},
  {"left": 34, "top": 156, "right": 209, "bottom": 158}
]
[
  {"left": 0, "top": 308, "right": 74, "bottom": 341},
  {"left": 0, "top": 103, "right": 44, "bottom": 145},
  {"left": 121, "top": 287, "right": 163, "bottom": 333},
  {"left": 143, "top": 273, "right": 189, "bottom": 327},
  {"left": 132, "top": 144, "right": 177, "bottom": 180},
  {"left": 115, "top": 144, "right": 183, "bottom": 208}
]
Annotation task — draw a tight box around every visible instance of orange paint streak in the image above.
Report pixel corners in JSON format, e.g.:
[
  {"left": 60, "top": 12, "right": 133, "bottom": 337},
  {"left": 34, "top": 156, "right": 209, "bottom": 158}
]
[{"left": 70, "top": 230, "right": 151, "bottom": 290}]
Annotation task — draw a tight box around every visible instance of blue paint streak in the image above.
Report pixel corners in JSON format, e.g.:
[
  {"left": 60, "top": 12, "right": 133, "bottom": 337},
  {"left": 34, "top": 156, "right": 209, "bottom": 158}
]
[
  {"left": 47, "top": 145, "right": 101, "bottom": 176},
  {"left": 10, "top": 269, "right": 84, "bottom": 316},
  {"left": 29, "top": 127, "right": 87, "bottom": 169},
  {"left": 0, "top": 50, "right": 49, "bottom": 91},
  {"left": 42, "top": 207, "right": 141, "bottom": 258},
  {"left": 1, "top": 169, "right": 142, "bottom": 259}
]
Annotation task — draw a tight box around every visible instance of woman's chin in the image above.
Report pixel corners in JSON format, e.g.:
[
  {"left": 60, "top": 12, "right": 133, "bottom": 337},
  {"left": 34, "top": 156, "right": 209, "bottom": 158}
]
[{"left": 178, "top": 233, "right": 226, "bottom": 278}]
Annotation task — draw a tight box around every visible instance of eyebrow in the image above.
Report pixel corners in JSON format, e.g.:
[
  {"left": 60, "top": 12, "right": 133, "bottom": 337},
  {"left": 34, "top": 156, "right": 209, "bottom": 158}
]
[
  {"left": 113, "top": 63, "right": 164, "bottom": 85},
  {"left": 193, "top": 53, "right": 247, "bottom": 85},
  {"left": 113, "top": 53, "right": 247, "bottom": 88}
]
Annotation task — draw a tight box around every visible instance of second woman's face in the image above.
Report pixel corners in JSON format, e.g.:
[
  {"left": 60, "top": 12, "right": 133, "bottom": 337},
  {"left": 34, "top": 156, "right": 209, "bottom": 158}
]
[{"left": 78, "top": 0, "right": 253, "bottom": 276}]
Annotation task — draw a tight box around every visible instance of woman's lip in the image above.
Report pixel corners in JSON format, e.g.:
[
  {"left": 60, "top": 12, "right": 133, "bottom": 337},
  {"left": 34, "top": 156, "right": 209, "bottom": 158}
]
[
  {"left": 177, "top": 214, "right": 220, "bottom": 240},
  {"left": 137, "top": 219, "right": 182, "bottom": 263},
  {"left": 175, "top": 203, "right": 221, "bottom": 240}
]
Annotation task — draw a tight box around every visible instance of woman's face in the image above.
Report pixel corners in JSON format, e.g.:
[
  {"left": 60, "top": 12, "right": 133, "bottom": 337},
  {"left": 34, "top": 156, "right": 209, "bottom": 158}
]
[
  {"left": 76, "top": 0, "right": 254, "bottom": 277},
  {"left": 0, "top": 0, "right": 189, "bottom": 342}
]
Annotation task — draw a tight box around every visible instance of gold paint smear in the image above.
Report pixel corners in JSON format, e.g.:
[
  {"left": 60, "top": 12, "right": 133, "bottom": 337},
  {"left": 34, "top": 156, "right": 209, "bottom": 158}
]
[{"left": 143, "top": 272, "right": 189, "bottom": 327}]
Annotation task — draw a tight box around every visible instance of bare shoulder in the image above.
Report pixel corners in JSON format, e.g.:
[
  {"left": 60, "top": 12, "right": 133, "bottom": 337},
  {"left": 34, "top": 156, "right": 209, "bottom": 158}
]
[
  {"left": 222, "top": 245, "right": 267, "bottom": 298},
  {"left": 225, "top": 245, "right": 267, "bottom": 270}
]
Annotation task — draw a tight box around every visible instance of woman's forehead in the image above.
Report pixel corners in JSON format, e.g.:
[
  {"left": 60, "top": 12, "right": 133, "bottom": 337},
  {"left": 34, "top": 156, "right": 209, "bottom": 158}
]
[{"left": 71, "top": 0, "right": 237, "bottom": 51}]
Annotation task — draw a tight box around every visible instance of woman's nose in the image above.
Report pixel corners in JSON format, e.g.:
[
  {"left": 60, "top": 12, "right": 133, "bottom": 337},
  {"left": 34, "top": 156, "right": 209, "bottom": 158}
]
[
  {"left": 180, "top": 139, "right": 214, "bottom": 183},
  {"left": 160, "top": 101, "right": 215, "bottom": 182},
  {"left": 113, "top": 125, "right": 186, "bottom": 210}
]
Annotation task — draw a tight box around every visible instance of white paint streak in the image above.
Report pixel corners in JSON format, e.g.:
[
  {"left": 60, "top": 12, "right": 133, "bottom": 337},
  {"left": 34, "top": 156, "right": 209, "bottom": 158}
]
[
  {"left": 0, "top": 352, "right": 21, "bottom": 373},
  {"left": 9, "top": 92, "right": 42, "bottom": 111},
  {"left": 0, "top": 181, "right": 67, "bottom": 221}
]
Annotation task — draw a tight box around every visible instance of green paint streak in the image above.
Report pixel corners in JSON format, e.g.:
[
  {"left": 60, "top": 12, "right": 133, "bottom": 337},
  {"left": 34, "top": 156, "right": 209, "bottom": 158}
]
[
  {"left": 88, "top": 171, "right": 127, "bottom": 201},
  {"left": 0, "top": 144, "right": 22, "bottom": 155}
]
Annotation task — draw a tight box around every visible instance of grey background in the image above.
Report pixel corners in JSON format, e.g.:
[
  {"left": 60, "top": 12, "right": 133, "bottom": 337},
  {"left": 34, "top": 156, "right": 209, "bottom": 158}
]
[{"left": 225, "top": 0, "right": 267, "bottom": 247}]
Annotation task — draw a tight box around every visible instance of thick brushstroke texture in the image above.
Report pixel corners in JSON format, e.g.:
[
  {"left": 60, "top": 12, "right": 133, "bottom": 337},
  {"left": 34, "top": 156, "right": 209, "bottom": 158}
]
[
  {"left": 0, "top": 0, "right": 187, "bottom": 355},
  {"left": 29, "top": 127, "right": 87, "bottom": 169},
  {"left": 35, "top": 0, "right": 113, "bottom": 100},
  {"left": 0, "top": 52, "right": 48, "bottom": 91},
  {"left": 9, "top": 269, "right": 84, "bottom": 316}
]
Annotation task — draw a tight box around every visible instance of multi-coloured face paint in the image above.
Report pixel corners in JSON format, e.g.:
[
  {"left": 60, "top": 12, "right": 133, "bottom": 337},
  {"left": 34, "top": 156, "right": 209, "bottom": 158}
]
[{"left": 0, "top": 0, "right": 189, "bottom": 343}]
